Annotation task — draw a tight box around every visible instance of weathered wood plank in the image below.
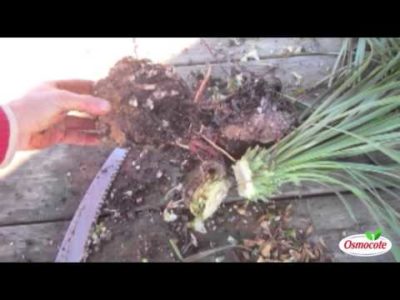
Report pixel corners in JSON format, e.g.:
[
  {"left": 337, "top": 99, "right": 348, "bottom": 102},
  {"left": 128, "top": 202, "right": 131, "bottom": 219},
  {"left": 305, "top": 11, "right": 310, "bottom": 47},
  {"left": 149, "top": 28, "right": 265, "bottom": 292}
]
[
  {"left": 286, "top": 192, "right": 399, "bottom": 262},
  {"left": 0, "top": 221, "right": 68, "bottom": 262},
  {"left": 166, "top": 38, "right": 343, "bottom": 66},
  {"left": 0, "top": 145, "right": 111, "bottom": 225}
]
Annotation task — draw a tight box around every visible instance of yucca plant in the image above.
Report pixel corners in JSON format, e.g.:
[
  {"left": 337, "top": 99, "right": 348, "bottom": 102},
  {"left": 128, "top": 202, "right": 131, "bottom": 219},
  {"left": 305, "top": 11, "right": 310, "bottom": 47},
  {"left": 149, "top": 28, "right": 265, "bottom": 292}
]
[{"left": 233, "top": 38, "right": 400, "bottom": 260}]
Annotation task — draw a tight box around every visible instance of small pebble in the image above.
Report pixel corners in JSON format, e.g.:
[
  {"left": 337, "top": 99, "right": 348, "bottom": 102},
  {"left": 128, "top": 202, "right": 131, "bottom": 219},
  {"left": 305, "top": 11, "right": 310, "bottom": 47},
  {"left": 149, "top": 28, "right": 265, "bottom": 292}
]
[
  {"left": 136, "top": 165, "right": 141, "bottom": 170},
  {"left": 139, "top": 149, "right": 148, "bottom": 158},
  {"left": 124, "top": 190, "right": 133, "bottom": 197},
  {"left": 129, "top": 99, "right": 138, "bottom": 107},
  {"left": 162, "top": 120, "right": 170, "bottom": 128},
  {"left": 146, "top": 98, "right": 154, "bottom": 110},
  {"left": 170, "top": 90, "right": 179, "bottom": 96},
  {"left": 136, "top": 197, "right": 143, "bottom": 204},
  {"left": 215, "top": 256, "right": 225, "bottom": 263},
  {"left": 165, "top": 67, "right": 174, "bottom": 77},
  {"left": 153, "top": 90, "right": 168, "bottom": 100},
  {"left": 147, "top": 69, "right": 158, "bottom": 78},
  {"left": 216, "top": 217, "right": 224, "bottom": 224},
  {"left": 294, "top": 46, "right": 303, "bottom": 54},
  {"left": 156, "top": 170, "right": 163, "bottom": 179},
  {"left": 227, "top": 236, "right": 237, "bottom": 245}
]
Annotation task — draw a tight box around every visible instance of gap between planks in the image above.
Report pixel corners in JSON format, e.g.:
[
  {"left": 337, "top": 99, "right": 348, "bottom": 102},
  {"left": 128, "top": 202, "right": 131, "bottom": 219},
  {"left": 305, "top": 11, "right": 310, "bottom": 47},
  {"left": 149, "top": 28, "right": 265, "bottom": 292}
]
[
  {"left": 0, "top": 216, "right": 72, "bottom": 228},
  {"left": 171, "top": 52, "right": 339, "bottom": 68},
  {"left": 0, "top": 187, "right": 349, "bottom": 227}
]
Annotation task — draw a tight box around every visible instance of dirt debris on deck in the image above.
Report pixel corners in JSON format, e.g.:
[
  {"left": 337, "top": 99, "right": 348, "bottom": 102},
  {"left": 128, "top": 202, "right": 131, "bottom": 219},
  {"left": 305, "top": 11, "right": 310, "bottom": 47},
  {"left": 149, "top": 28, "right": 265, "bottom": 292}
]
[
  {"left": 88, "top": 145, "right": 331, "bottom": 262},
  {"left": 85, "top": 56, "right": 330, "bottom": 262}
]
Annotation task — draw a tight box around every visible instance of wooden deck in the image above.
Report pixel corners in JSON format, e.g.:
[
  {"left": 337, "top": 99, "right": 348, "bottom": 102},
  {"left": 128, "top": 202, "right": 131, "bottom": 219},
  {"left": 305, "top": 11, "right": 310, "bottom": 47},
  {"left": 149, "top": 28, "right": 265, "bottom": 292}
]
[{"left": 0, "top": 38, "right": 396, "bottom": 262}]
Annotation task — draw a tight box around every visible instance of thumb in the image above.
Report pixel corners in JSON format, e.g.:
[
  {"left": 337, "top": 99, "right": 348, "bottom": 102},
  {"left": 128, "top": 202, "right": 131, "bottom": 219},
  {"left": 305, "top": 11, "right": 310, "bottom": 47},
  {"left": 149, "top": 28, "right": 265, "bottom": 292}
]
[{"left": 57, "top": 90, "right": 111, "bottom": 116}]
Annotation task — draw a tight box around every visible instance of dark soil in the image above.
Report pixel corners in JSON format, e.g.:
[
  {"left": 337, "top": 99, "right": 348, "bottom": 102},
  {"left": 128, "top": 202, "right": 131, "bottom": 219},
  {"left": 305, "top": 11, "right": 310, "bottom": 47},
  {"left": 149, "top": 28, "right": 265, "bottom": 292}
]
[{"left": 94, "top": 57, "right": 297, "bottom": 159}]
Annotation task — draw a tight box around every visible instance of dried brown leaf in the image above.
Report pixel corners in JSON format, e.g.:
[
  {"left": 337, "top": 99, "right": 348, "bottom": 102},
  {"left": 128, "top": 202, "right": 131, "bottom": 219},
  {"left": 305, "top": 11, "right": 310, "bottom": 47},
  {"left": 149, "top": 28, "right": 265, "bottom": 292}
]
[
  {"left": 260, "top": 242, "right": 272, "bottom": 258},
  {"left": 289, "top": 249, "right": 301, "bottom": 261},
  {"left": 319, "top": 237, "right": 327, "bottom": 249},
  {"left": 242, "top": 251, "right": 251, "bottom": 261},
  {"left": 285, "top": 203, "right": 293, "bottom": 216},
  {"left": 257, "top": 256, "right": 266, "bottom": 263},
  {"left": 304, "top": 244, "right": 317, "bottom": 260},
  {"left": 243, "top": 239, "right": 257, "bottom": 248},
  {"left": 237, "top": 208, "right": 247, "bottom": 216},
  {"left": 280, "top": 254, "right": 289, "bottom": 260},
  {"left": 190, "top": 233, "right": 198, "bottom": 248},
  {"left": 259, "top": 221, "right": 273, "bottom": 237},
  {"left": 305, "top": 225, "right": 314, "bottom": 237},
  {"left": 279, "top": 240, "right": 293, "bottom": 250}
]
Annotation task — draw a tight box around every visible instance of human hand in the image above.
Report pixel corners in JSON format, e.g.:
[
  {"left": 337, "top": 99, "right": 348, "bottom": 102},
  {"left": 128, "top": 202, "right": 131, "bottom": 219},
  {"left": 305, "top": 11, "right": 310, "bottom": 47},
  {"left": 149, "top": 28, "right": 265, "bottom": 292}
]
[{"left": 7, "top": 80, "right": 111, "bottom": 150}]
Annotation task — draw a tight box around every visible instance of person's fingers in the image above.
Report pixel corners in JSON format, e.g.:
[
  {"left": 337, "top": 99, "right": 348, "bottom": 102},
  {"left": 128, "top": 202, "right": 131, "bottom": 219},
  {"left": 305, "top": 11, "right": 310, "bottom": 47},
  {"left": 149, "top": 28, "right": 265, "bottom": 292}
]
[
  {"left": 63, "top": 115, "right": 96, "bottom": 130},
  {"left": 49, "top": 80, "right": 95, "bottom": 95},
  {"left": 28, "top": 125, "right": 100, "bottom": 149},
  {"left": 57, "top": 90, "right": 111, "bottom": 116},
  {"left": 61, "top": 130, "right": 101, "bottom": 146},
  {"left": 28, "top": 127, "right": 64, "bottom": 149}
]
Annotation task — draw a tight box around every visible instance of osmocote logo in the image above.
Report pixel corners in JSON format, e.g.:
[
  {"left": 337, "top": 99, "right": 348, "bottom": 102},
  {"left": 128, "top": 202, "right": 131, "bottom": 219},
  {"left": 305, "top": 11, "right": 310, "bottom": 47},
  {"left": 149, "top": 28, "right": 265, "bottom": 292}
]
[{"left": 339, "top": 228, "right": 392, "bottom": 257}]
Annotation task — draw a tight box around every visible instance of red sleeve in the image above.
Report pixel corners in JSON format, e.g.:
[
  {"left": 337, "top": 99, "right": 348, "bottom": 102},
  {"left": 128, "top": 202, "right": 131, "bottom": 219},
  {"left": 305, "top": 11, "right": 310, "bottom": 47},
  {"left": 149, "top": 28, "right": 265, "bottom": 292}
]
[{"left": 0, "top": 106, "right": 10, "bottom": 165}]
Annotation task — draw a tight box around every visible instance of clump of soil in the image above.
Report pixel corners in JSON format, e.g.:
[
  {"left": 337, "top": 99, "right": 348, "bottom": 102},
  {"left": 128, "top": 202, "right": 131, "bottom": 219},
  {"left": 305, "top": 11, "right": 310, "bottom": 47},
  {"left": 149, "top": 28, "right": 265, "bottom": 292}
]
[
  {"left": 200, "top": 74, "right": 296, "bottom": 146},
  {"left": 94, "top": 57, "right": 194, "bottom": 147},
  {"left": 94, "top": 57, "right": 297, "bottom": 159}
]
